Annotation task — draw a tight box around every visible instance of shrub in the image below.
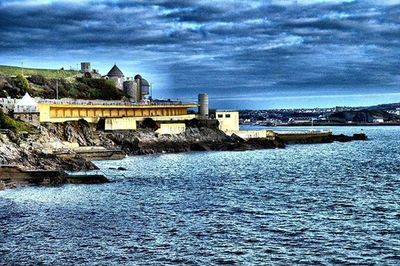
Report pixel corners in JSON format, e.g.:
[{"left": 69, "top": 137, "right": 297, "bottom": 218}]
[
  {"left": 75, "top": 78, "right": 125, "bottom": 100},
  {"left": 0, "top": 90, "right": 7, "bottom": 98},
  {"left": 0, "top": 110, "right": 32, "bottom": 132},
  {"left": 15, "top": 74, "right": 30, "bottom": 92},
  {"left": 28, "top": 74, "right": 46, "bottom": 85}
]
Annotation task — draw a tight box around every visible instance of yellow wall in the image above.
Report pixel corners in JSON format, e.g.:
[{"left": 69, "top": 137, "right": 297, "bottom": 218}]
[
  {"left": 156, "top": 123, "right": 186, "bottom": 135},
  {"left": 103, "top": 118, "right": 192, "bottom": 132},
  {"left": 150, "top": 114, "right": 195, "bottom": 122},
  {"left": 105, "top": 117, "right": 137, "bottom": 130},
  {"left": 216, "top": 111, "right": 240, "bottom": 132},
  {"left": 37, "top": 103, "right": 197, "bottom": 123}
]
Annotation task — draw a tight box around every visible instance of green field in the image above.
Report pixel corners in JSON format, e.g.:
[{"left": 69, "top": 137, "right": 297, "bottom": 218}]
[{"left": 0, "top": 65, "right": 78, "bottom": 79}]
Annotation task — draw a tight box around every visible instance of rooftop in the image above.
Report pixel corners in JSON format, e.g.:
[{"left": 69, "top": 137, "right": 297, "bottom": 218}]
[{"left": 106, "top": 64, "right": 124, "bottom": 77}]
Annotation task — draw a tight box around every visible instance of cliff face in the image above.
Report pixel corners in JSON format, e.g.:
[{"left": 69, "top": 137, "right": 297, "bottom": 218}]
[
  {"left": 0, "top": 127, "right": 97, "bottom": 171},
  {"left": 44, "top": 120, "right": 284, "bottom": 156},
  {"left": 0, "top": 119, "right": 366, "bottom": 172}
]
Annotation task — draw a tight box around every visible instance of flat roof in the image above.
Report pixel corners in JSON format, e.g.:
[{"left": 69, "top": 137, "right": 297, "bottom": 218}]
[{"left": 37, "top": 99, "right": 197, "bottom": 108}]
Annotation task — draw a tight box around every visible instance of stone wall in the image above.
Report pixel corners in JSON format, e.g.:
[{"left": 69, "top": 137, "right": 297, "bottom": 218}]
[{"left": 13, "top": 112, "right": 40, "bottom": 126}]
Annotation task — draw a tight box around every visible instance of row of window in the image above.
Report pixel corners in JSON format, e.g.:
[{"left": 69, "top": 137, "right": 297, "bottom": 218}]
[{"left": 217, "top": 114, "right": 231, "bottom": 118}]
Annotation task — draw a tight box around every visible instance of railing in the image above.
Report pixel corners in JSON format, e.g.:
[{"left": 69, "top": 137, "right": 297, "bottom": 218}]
[
  {"left": 1, "top": 97, "right": 198, "bottom": 108},
  {"left": 14, "top": 107, "right": 39, "bottom": 113},
  {"left": 0, "top": 98, "right": 17, "bottom": 104},
  {"left": 274, "top": 129, "right": 332, "bottom": 134},
  {"left": 38, "top": 99, "right": 197, "bottom": 107}
]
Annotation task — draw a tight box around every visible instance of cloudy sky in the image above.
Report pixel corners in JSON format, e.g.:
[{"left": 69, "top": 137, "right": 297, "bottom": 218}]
[{"left": 1, "top": 0, "right": 400, "bottom": 109}]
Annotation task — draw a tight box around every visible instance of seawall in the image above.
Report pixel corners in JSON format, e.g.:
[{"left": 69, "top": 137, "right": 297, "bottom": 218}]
[{"left": 276, "top": 131, "right": 367, "bottom": 144}]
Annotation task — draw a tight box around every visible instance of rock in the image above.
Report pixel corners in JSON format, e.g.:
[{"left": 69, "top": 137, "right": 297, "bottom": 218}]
[
  {"left": 66, "top": 174, "right": 109, "bottom": 184},
  {"left": 331, "top": 134, "right": 367, "bottom": 142},
  {"left": 0, "top": 126, "right": 97, "bottom": 172},
  {"left": 1, "top": 117, "right": 368, "bottom": 185},
  {"left": 190, "top": 142, "right": 211, "bottom": 151},
  {"left": 98, "top": 125, "right": 286, "bottom": 155},
  {"left": 0, "top": 165, "right": 109, "bottom": 189},
  {"left": 353, "top": 133, "right": 368, "bottom": 141},
  {"left": 230, "top": 133, "right": 245, "bottom": 143}
]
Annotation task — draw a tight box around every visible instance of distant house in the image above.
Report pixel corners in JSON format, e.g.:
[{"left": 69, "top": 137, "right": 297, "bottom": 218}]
[
  {"left": 288, "top": 117, "right": 312, "bottom": 124},
  {"left": 216, "top": 111, "right": 239, "bottom": 132},
  {"left": 373, "top": 118, "right": 384, "bottom": 123}
]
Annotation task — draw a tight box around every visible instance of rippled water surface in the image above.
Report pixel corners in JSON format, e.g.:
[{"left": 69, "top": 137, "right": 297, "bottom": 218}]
[{"left": 1, "top": 127, "right": 400, "bottom": 265}]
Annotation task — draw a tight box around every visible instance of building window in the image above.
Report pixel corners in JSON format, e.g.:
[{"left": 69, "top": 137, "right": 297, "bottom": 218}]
[
  {"left": 218, "top": 114, "right": 223, "bottom": 118},
  {"left": 225, "top": 114, "right": 231, "bottom": 118}
]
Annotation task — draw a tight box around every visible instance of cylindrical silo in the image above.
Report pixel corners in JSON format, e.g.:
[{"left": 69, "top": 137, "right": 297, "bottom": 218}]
[
  {"left": 123, "top": 80, "right": 138, "bottom": 102},
  {"left": 198, "top": 93, "right": 209, "bottom": 118}
]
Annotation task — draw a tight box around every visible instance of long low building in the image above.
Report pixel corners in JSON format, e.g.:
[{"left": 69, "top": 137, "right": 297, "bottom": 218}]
[
  {"left": 5, "top": 94, "right": 198, "bottom": 132},
  {"left": 37, "top": 100, "right": 197, "bottom": 123}
]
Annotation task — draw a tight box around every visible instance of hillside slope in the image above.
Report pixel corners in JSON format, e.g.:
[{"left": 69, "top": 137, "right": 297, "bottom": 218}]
[
  {"left": 329, "top": 110, "right": 399, "bottom": 123},
  {"left": 0, "top": 65, "right": 125, "bottom": 100},
  {"left": 0, "top": 65, "right": 78, "bottom": 79}
]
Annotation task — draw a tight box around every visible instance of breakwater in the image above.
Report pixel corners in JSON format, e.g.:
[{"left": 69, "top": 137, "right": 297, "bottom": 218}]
[{"left": 275, "top": 131, "right": 367, "bottom": 144}]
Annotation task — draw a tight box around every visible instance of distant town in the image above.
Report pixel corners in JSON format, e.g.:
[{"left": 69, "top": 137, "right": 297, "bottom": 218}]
[{"left": 239, "top": 103, "right": 400, "bottom": 126}]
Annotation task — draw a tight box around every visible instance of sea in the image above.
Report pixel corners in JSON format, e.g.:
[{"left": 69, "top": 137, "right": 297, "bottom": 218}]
[{"left": 0, "top": 126, "right": 399, "bottom": 265}]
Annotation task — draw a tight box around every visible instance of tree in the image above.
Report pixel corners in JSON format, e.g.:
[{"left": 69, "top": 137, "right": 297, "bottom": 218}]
[
  {"left": 15, "top": 74, "right": 30, "bottom": 92},
  {"left": 140, "top": 118, "right": 159, "bottom": 130}
]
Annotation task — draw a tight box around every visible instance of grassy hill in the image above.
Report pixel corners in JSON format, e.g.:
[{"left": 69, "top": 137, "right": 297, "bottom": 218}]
[
  {"left": 0, "top": 65, "right": 125, "bottom": 100},
  {"left": 0, "top": 65, "right": 78, "bottom": 79}
]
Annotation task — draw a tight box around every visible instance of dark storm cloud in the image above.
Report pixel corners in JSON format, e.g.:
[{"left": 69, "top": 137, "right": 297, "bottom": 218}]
[{"left": 1, "top": 0, "right": 400, "bottom": 104}]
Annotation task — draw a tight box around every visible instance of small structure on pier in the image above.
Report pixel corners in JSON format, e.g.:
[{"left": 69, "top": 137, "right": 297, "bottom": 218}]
[
  {"left": 216, "top": 110, "right": 275, "bottom": 140},
  {"left": 216, "top": 111, "right": 240, "bottom": 132}
]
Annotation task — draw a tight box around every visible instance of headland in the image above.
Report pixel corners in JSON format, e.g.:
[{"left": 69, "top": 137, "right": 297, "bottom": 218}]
[{"left": 0, "top": 63, "right": 367, "bottom": 190}]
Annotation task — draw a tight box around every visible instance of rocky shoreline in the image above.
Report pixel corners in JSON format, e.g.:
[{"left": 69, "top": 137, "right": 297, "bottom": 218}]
[
  {"left": 0, "top": 165, "right": 108, "bottom": 190},
  {"left": 0, "top": 119, "right": 367, "bottom": 190}
]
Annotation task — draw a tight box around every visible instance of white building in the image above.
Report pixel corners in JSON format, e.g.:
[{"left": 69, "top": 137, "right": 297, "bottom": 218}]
[
  {"left": 216, "top": 111, "right": 239, "bottom": 132},
  {"left": 13, "top": 93, "right": 40, "bottom": 125},
  {"left": 14, "top": 93, "right": 38, "bottom": 113},
  {"left": 373, "top": 118, "right": 384, "bottom": 123}
]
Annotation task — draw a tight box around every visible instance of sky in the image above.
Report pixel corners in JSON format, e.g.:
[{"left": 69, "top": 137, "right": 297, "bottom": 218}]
[{"left": 0, "top": 0, "right": 400, "bottom": 109}]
